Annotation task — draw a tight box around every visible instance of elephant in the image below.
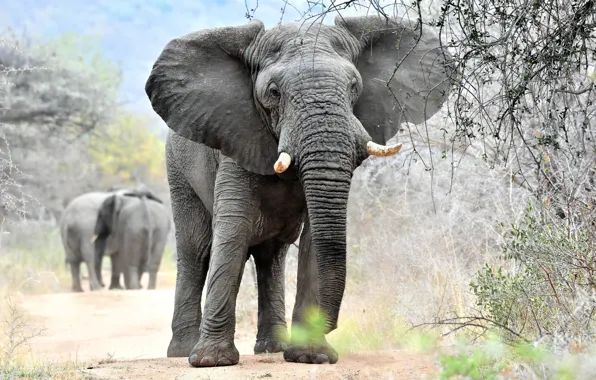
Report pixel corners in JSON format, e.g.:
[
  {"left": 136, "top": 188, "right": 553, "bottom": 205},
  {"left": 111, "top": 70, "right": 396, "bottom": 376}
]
[
  {"left": 60, "top": 187, "right": 141, "bottom": 292},
  {"left": 145, "top": 14, "right": 453, "bottom": 367},
  {"left": 92, "top": 186, "right": 171, "bottom": 290}
]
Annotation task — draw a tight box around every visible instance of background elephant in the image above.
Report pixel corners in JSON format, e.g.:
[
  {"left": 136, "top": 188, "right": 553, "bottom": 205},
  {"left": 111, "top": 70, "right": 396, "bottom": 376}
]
[
  {"left": 60, "top": 186, "right": 141, "bottom": 292},
  {"left": 145, "top": 14, "right": 453, "bottom": 366},
  {"left": 93, "top": 186, "right": 171, "bottom": 290}
]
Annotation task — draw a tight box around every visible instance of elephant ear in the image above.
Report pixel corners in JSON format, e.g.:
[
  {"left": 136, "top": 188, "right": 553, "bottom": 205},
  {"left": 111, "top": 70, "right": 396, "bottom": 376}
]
[
  {"left": 145, "top": 20, "right": 279, "bottom": 175},
  {"left": 94, "top": 195, "right": 122, "bottom": 239},
  {"left": 335, "top": 15, "right": 454, "bottom": 144}
]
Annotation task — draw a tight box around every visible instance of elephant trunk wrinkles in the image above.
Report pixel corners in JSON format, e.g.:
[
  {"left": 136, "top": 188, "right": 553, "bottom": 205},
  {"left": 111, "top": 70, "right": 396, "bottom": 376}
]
[{"left": 298, "top": 127, "right": 354, "bottom": 334}]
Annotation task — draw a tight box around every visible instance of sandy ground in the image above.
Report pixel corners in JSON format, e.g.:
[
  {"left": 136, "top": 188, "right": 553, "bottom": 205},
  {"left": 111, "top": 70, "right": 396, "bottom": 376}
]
[{"left": 16, "top": 271, "right": 439, "bottom": 379}]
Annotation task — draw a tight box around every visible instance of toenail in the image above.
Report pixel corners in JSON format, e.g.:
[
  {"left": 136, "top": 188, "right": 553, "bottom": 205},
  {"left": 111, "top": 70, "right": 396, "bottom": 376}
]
[
  {"left": 200, "top": 356, "right": 215, "bottom": 366},
  {"left": 188, "top": 354, "right": 198, "bottom": 366},
  {"left": 298, "top": 354, "right": 310, "bottom": 363},
  {"left": 315, "top": 354, "right": 329, "bottom": 364}
]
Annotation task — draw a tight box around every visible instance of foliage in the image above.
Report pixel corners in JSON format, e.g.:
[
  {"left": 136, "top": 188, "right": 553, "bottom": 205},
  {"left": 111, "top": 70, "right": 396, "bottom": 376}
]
[
  {"left": 88, "top": 111, "right": 166, "bottom": 186},
  {"left": 469, "top": 201, "right": 596, "bottom": 348},
  {"left": 435, "top": 333, "right": 596, "bottom": 379},
  {"left": 0, "top": 29, "right": 124, "bottom": 221},
  {"left": 0, "top": 225, "right": 71, "bottom": 294},
  {"left": 0, "top": 29, "right": 170, "bottom": 222}
]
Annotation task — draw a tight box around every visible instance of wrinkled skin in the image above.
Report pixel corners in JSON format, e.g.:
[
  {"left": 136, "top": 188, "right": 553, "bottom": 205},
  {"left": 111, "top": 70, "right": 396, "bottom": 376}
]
[
  {"left": 145, "top": 14, "right": 453, "bottom": 367},
  {"left": 93, "top": 188, "right": 171, "bottom": 290},
  {"left": 60, "top": 188, "right": 135, "bottom": 292}
]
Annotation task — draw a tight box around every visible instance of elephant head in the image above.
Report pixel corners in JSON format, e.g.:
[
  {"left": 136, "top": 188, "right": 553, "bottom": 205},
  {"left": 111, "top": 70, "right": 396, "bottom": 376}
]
[{"left": 145, "top": 15, "right": 453, "bottom": 333}]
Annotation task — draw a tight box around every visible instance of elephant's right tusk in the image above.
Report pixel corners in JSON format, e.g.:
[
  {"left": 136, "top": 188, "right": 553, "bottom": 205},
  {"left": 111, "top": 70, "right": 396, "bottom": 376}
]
[
  {"left": 366, "top": 141, "right": 403, "bottom": 157},
  {"left": 274, "top": 152, "right": 292, "bottom": 173},
  {"left": 91, "top": 234, "right": 98, "bottom": 243}
]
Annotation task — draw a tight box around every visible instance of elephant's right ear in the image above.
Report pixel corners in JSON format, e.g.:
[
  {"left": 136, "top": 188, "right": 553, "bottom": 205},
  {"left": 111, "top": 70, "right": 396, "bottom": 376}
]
[{"left": 145, "top": 20, "right": 279, "bottom": 175}]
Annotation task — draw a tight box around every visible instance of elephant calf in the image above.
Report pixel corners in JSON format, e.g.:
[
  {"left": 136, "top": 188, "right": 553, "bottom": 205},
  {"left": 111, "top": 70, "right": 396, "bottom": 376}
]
[{"left": 93, "top": 188, "right": 171, "bottom": 290}]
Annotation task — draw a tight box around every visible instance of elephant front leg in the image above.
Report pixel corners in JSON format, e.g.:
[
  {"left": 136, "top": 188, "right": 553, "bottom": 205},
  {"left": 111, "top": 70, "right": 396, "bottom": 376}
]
[
  {"left": 251, "top": 240, "right": 289, "bottom": 354},
  {"left": 109, "top": 254, "right": 123, "bottom": 290},
  {"left": 188, "top": 219, "right": 252, "bottom": 367},
  {"left": 188, "top": 164, "right": 257, "bottom": 368},
  {"left": 285, "top": 220, "right": 338, "bottom": 364},
  {"left": 94, "top": 256, "right": 105, "bottom": 288}
]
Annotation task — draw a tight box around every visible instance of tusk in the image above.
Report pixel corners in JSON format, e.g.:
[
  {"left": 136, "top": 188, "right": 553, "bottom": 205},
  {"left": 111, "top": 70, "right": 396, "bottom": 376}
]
[
  {"left": 366, "top": 141, "right": 403, "bottom": 157},
  {"left": 91, "top": 234, "right": 98, "bottom": 243},
  {"left": 274, "top": 152, "right": 292, "bottom": 173}
]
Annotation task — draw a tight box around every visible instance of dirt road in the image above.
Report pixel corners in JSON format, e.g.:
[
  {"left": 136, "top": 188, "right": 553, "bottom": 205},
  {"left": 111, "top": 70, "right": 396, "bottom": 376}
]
[{"left": 17, "top": 272, "right": 439, "bottom": 379}]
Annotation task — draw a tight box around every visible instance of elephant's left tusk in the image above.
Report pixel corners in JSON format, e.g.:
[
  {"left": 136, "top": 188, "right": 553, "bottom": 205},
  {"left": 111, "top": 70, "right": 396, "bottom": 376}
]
[
  {"left": 366, "top": 141, "right": 403, "bottom": 157},
  {"left": 274, "top": 152, "right": 292, "bottom": 173},
  {"left": 91, "top": 234, "right": 98, "bottom": 243}
]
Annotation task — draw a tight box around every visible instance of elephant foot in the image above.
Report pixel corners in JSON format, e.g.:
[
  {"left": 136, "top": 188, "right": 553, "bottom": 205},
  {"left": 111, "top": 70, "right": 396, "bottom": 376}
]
[
  {"left": 283, "top": 337, "right": 338, "bottom": 364},
  {"left": 167, "top": 329, "right": 201, "bottom": 358},
  {"left": 109, "top": 283, "right": 124, "bottom": 290},
  {"left": 188, "top": 339, "right": 239, "bottom": 367},
  {"left": 89, "top": 283, "right": 103, "bottom": 292},
  {"left": 72, "top": 285, "right": 84, "bottom": 293},
  {"left": 254, "top": 326, "right": 288, "bottom": 354}
]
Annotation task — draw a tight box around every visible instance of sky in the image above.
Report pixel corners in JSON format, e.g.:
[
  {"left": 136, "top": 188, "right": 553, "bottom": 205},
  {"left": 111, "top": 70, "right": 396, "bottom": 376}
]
[{"left": 0, "top": 0, "right": 382, "bottom": 132}]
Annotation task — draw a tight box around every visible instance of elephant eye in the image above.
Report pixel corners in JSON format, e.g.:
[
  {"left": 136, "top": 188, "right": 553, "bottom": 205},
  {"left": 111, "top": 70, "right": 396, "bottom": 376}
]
[
  {"left": 269, "top": 84, "right": 281, "bottom": 98},
  {"left": 350, "top": 78, "right": 359, "bottom": 93}
]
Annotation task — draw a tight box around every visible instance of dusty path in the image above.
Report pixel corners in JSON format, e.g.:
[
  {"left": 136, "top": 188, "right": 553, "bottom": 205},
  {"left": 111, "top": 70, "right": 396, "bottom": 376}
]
[
  {"left": 16, "top": 272, "right": 439, "bottom": 379},
  {"left": 84, "top": 351, "right": 438, "bottom": 379}
]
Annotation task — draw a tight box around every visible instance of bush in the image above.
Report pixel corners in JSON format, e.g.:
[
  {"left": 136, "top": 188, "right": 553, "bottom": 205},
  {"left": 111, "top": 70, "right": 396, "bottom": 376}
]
[{"left": 470, "top": 201, "right": 596, "bottom": 350}]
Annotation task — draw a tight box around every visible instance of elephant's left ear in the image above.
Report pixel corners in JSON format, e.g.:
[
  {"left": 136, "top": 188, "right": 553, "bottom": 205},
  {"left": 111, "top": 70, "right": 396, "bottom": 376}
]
[{"left": 335, "top": 15, "right": 455, "bottom": 145}]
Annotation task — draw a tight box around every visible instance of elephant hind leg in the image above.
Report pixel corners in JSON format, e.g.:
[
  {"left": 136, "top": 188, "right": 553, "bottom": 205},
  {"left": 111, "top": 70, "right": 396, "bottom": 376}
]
[
  {"left": 251, "top": 239, "right": 289, "bottom": 354},
  {"left": 147, "top": 233, "right": 168, "bottom": 290},
  {"left": 69, "top": 261, "right": 84, "bottom": 292}
]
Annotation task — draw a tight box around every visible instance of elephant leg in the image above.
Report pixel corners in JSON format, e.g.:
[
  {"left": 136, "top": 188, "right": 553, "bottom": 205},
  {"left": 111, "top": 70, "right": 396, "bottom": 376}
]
[
  {"left": 70, "top": 261, "right": 84, "bottom": 292},
  {"left": 109, "top": 254, "right": 123, "bottom": 290},
  {"left": 82, "top": 245, "right": 103, "bottom": 292},
  {"left": 138, "top": 266, "right": 144, "bottom": 289},
  {"left": 125, "top": 265, "right": 141, "bottom": 290},
  {"left": 251, "top": 239, "right": 289, "bottom": 354},
  {"left": 167, "top": 161, "right": 212, "bottom": 358},
  {"left": 94, "top": 254, "right": 105, "bottom": 288},
  {"left": 84, "top": 260, "right": 102, "bottom": 291},
  {"left": 188, "top": 162, "right": 257, "bottom": 368},
  {"left": 284, "top": 219, "right": 338, "bottom": 364},
  {"left": 147, "top": 236, "right": 167, "bottom": 290},
  {"left": 147, "top": 268, "right": 158, "bottom": 290}
]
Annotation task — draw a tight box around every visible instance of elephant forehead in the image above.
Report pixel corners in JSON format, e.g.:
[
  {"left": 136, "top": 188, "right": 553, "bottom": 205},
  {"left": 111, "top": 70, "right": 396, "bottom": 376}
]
[{"left": 257, "top": 23, "right": 356, "bottom": 61}]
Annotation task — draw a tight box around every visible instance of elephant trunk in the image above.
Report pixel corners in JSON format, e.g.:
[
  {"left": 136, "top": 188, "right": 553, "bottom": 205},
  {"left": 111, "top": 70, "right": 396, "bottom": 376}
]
[{"left": 298, "top": 128, "right": 354, "bottom": 334}]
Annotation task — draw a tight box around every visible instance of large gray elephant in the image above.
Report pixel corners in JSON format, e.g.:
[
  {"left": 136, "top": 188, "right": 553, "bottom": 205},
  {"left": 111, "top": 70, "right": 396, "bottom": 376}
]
[
  {"left": 145, "top": 14, "right": 453, "bottom": 367},
  {"left": 92, "top": 187, "right": 171, "bottom": 290}
]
